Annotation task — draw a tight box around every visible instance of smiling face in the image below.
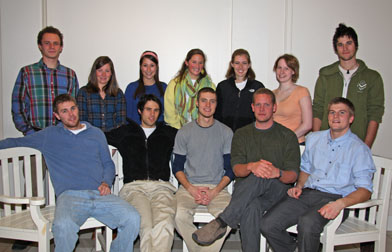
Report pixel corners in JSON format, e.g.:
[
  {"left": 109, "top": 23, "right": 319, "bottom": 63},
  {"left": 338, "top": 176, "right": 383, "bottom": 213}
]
[
  {"left": 251, "top": 94, "right": 276, "bottom": 129},
  {"left": 327, "top": 103, "right": 354, "bottom": 138},
  {"left": 196, "top": 91, "right": 217, "bottom": 119},
  {"left": 138, "top": 100, "right": 160, "bottom": 128},
  {"left": 336, "top": 35, "right": 357, "bottom": 62},
  {"left": 231, "top": 54, "right": 250, "bottom": 81},
  {"left": 38, "top": 33, "right": 63, "bottom": 61},
  {"left": 54, "top": 101, "right": 81, "bottom": 130},
  {"left": 141, "top": 57, "right": 157, "bottom": 84},
  {"left": 96, "top": 63, "right": 112, "bottom": 87},
  {"left": 185, "top": 54, "right": 204, "bottom": 80},
  {"left": 275, "top": 58, "right": 295, "bottom": 84}
]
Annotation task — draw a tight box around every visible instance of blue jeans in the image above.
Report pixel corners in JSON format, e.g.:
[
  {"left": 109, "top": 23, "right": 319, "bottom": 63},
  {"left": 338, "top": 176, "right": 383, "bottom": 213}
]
[{"left": 52, "top": 190, "right": 140, "bottom": 252}]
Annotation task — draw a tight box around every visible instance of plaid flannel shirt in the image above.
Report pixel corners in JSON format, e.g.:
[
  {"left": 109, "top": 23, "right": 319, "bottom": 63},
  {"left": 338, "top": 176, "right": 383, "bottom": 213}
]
[
  {"left": 76, "top": 86, "right": 126, "bottom": 132},
  {"left": 11, "top": 59, "right": 79, "bottom": 135}
]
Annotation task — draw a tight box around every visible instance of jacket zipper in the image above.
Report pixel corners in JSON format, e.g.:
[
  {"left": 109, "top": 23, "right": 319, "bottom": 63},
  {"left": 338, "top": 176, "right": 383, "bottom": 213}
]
[{"left": 145, "top": 139, "right": 150, "bottom": 180}]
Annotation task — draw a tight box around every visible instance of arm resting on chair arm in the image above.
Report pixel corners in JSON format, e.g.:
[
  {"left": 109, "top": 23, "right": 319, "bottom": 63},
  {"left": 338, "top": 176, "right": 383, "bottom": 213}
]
[
  {"left": 345, "top": 199, "right": 383, "bottom": 209},
  {"left": 318, "top": 188, "right": 372, "bottom": 220}
]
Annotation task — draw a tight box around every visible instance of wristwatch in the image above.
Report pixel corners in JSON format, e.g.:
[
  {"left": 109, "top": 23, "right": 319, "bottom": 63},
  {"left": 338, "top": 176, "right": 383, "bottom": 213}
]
[{"left": 278, "top": 169, "right": 283, "bottom": 178}]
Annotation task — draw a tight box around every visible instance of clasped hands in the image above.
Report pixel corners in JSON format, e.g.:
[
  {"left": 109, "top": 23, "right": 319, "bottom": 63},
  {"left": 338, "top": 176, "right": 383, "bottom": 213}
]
[
  {"left": 248, "top": 159, "right": 280, "bottom": 179},
  {"left": 188, "top": 185, "right": 218, "bottom": 205}
]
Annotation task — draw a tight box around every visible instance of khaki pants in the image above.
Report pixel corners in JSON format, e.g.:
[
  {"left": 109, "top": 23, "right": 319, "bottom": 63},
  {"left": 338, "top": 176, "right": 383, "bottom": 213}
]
[
  {"left": 120, "top": 180, "right": 176, "bottom": 252},
  {"left": 175, "top": 184, "right": 231, "bottom": 252}
]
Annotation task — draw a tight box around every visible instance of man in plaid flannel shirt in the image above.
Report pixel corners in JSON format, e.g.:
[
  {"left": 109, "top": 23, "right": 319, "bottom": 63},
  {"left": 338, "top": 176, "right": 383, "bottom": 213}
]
[{"left": 12, "top": 26, "right": 79, "bottom": 135}]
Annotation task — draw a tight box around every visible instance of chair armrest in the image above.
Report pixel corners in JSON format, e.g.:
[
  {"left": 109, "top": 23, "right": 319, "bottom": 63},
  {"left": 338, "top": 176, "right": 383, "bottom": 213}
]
[
  {"left": 346, "top": 199, "right": 382, "bottom": 209},
  {"left": 30, "top": 197, "right": 46, "bottom": 206},
  {"left": 0, "top": 195, "right": 45, "bottom": 205},
  {"left": 0, "top": 195, "right": 29, "bottom": 204}
]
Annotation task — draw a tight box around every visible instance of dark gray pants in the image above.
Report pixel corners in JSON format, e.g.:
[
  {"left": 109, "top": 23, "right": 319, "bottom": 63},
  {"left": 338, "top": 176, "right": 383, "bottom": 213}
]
[
  {"left": 260, "top": 189, "right": 342, "bottom": 252},
  {"left": 219, "top": 174, "right": 289, "bottom": 252}
]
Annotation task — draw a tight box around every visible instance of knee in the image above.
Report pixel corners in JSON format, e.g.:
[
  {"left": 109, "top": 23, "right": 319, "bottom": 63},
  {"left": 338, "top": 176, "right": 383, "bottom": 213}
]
[
  {"left": 52, "top": 215, "right": 79, "bottom": 236},
  {"left": 260, "top": 214, "right": 280, "bottom": 236},
  {"left": 297, "top": 215, "right": 322, "bottom": 234},
  {"left": 125, "top": 212, "right": 141, "bottom": 231},
  {"left": 174, "top": 206, "right": 189, "bottom": 222}
]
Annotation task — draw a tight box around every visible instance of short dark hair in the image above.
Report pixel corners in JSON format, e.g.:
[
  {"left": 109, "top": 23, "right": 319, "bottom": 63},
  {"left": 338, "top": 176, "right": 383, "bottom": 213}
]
[
  {"left": 328, "top": 97, "right": 355, "bottom": 116},
  {"left": 37, "top": 26, "right": 64, "bottom": 46},
  {"left": 137, "top": 94, "right": 162, "bottom": 115},
  {"left": 333, "top": 23, "right": 358, "bottom": 52},
  {"left": 53, "top": 94, "right": 76, "bottom": 113},
  {"left": 273, "top": 54, "right": 300, "bottom": 83},
  {"left": 253, "top": 88, "right": 276, "bottom": 105},
  {"left": 197, "top": 87, "right": 216, "bottom": 101}
]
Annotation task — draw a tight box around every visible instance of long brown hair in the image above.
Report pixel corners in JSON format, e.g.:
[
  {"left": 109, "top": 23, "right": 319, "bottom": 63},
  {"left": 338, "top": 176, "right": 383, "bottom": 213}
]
[
  {"left": 133, "top": 51, "right": 164, "bottom": 99},
  {"left": 225, "top": 49, "right": 256, "bottom": 80},
  {"left": 86, "top": 56, "right": 120, "bottom": 96},
  {"left": 175, "top": 48, "right": 207, "bottom": 82}
]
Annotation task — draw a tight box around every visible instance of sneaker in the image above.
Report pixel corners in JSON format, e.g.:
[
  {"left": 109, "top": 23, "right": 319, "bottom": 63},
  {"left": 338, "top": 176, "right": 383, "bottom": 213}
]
[{"left": 192, "top": 219, "right": 227, "bottom": 246}]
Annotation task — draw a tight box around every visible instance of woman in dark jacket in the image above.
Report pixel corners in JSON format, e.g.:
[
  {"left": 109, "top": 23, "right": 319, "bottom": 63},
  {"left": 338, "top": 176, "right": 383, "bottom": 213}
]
[{"left": 215, "top": 49, "right": 264, "bottom": 132}]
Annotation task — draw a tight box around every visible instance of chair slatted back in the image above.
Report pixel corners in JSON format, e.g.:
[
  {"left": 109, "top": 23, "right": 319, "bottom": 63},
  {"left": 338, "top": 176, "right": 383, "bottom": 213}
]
[
  {"left": 373, "top": 156, "right": 392, "bottom": 229},
  {"left": 0, "top": 147, "right": 43, "bottom": 216},
  {"left": 346, "top": 156, "right": 392, "bottom": 227}
]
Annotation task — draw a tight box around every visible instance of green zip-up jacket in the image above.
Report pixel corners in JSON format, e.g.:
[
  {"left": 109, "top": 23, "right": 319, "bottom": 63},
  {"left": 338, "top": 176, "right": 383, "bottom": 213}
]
[{"left": 313, "top": 59, "right": 384, "bottom": 141}]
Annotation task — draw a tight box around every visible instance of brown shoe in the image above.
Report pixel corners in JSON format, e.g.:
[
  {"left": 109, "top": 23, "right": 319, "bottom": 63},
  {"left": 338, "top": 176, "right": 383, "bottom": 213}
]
[{"left": 192, "top": 219, "right": 227, "bottom": 246}]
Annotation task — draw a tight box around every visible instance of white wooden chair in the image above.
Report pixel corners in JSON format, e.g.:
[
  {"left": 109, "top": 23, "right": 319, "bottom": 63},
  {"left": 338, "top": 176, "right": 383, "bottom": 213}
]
[
  {"left": 0, "top": 147, "right": 112, "bottom": 252},
  {"left": 261, "top": 154, "right": 392, "bottom": 252},
  {"left": 109, "top": 145, "right": 124, "bottom": 195}
]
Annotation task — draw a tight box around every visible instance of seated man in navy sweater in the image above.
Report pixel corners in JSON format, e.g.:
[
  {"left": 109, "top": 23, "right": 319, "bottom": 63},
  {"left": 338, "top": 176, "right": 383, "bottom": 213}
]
[{"left": 0, "top": 94, "right": 140, "bottom": 252}]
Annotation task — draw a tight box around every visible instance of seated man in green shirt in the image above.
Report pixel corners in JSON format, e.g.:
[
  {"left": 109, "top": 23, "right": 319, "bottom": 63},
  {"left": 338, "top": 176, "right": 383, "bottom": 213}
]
[{"left": 193, "top": 88, "right": 300, "bottom": 252}]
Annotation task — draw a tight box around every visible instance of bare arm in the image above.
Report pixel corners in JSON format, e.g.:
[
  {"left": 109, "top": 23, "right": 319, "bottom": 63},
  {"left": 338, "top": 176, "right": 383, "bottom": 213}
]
[
  {"left": 318, "top": 187, "right": 371, "bottom": 220},
  {"left": 312, "top": 117, "right": 322, "bottom": 132},
  {"left": 364, "top": 120, "right": 379, "bottom": 148},
  {"left": 294, "top": 96, "right": 313, "bottom": 138}
]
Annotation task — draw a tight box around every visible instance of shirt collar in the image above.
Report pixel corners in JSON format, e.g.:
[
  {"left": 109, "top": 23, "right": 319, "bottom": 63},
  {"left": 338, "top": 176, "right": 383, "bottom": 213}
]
[
  {"left": 39, "top": 58, "right": 61, "bottom": 70},
  {"left": 327, "top": 128, "right": 352, "bottom": 146}
]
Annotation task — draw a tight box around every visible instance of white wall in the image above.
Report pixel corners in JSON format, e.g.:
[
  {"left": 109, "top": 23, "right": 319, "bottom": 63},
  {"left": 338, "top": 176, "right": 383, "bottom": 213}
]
[{"left": 1, "top": 0, "right": 391, "bottom": 229}]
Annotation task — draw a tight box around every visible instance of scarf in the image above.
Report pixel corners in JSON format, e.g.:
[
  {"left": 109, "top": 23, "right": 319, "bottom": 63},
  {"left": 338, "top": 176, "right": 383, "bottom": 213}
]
[{"left": 174, "top": 70, "right": 214, "bottom": 127}]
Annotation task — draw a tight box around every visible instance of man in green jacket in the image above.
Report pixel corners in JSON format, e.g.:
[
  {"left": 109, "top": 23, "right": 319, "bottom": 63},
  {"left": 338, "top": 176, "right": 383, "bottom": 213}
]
[{"left": 312, "top": 23, "right": 384, "bottom": 148}]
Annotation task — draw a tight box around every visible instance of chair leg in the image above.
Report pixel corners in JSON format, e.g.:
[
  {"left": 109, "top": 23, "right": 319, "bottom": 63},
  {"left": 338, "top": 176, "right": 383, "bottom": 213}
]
[
  {"left": 321, "top": 241, "right": 334, "bottom": 252},
  {"left": 183, "top": 240, "right": 189, "bottom": 252},
  {"left": 105, "top": 226, "right": 113, "bottom": 252},
  {"left": 38, "top": 235, "right": 50, "bottom": 252},
  {"left": 260, "top": 234, "right": 268, "bottom": 252},
  {"left": 95, "top": 227, "right": 103, "bottom": 251}
]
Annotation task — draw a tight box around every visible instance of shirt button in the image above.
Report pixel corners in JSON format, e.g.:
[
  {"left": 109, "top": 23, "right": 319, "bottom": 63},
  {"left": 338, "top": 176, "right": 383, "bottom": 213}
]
[
  {"left": 329, "top": 161, "right": 331, "bottom": 164},
  {"left": 332, "top": 149, "right": 334, "bottom": 151}
]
